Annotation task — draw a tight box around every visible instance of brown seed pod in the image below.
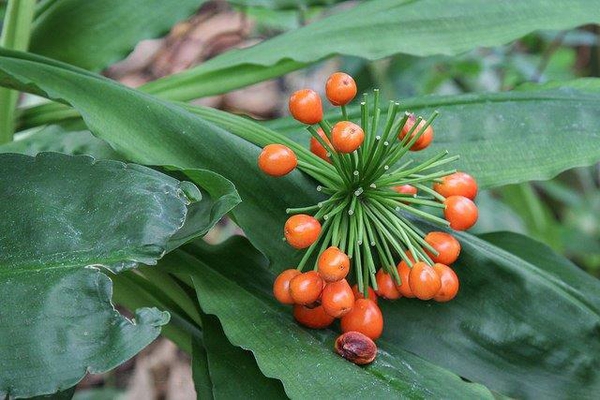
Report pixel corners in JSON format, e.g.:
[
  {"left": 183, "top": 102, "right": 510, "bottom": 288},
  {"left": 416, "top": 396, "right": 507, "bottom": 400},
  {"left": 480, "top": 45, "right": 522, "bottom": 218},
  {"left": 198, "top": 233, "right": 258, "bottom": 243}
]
[{"left": 334, "top": 331, "right": 377, "bottom": 365}]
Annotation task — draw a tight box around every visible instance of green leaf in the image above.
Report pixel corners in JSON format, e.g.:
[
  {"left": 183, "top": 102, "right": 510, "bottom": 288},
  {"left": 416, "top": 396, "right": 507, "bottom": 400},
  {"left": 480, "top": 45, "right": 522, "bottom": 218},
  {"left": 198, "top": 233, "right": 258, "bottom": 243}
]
[
  {"left": 163, "top": 238, "right": 495, "bottom": 399},
  {"left": 499, "top": 183, "right": 562, "bottom": 250},
  {"left": 168, "top": 169, "right": 241, "bottom": 250},
  {"left": 0, "top": 48, "right": 318, "bottom": 272},
  {"left": 142, "top": 0, "right": 600, "bottom": 101},
  {"left": 192, "top": 338, "right": 215, "bottom": 400},
  {"left": 468, "top": 190, "right": 526, "bottom": 235},
  {"left": 30, "top": 0, "right": 203, "bottom": 72},
  {"left": 199, "top": 311, "right": 287, "bottom": 398},
  {"left": 0, "top": 152, "right": 204, "bottom": 398},
  {"left": 264, "top": 83, "right": 600, "bottom": 188},
  {"left": 0, "top": 123, "right": 124, "bottom": 160}
]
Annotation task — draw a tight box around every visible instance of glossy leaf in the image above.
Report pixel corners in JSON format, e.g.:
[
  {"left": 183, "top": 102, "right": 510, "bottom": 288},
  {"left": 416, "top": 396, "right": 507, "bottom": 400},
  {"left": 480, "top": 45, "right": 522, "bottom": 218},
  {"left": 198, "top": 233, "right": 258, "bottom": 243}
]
[
  {"left": 30, "top": 0, "right": 202, "bottom": 71},
  {"left": 143, "top": 0, "right": 600, "bottom": 101},
  {"left": 0, "top": 152, "right": 205, "bottom": 398},
  {"left": 0, "top": 123, "right": 124, "bottom": 160},
  {"left": 199, "top": 311, "right": 287, "bottom": 398},
  {"left": 0, "top": 48, "right": 318, "bottom": 273},
  {"left": 163, "top": 238, "right": 495, "bottom": 399}
]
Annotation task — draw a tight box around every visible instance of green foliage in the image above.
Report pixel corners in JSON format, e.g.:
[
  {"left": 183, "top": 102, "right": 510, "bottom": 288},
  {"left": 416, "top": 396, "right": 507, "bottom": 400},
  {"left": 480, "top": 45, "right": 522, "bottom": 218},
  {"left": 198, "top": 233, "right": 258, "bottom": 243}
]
[
  {"left": 30, "top": 0, "right": 202, "bottom": 71},
  {"left": 161, "top": 233, "right": 600, "bottom": 398},
  {"left": 165, "top": 238, "right": 495, "bottom": 399},
  {"left": 0, "top": 152, "right": 195, "bottom": 398},
  {"left": 143, "top": 0, "right": 600, "bottom": 101},
  {"left": 0, "top": 0, "right": 599, "bottom": 397}
]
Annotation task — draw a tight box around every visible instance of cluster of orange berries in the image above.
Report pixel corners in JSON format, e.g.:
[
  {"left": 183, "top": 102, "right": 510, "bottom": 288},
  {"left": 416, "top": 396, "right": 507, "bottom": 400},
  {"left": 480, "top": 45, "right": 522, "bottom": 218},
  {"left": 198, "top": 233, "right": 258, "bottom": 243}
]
[{"left": 258, "top": 72, "right": 480, "bottom": 365}]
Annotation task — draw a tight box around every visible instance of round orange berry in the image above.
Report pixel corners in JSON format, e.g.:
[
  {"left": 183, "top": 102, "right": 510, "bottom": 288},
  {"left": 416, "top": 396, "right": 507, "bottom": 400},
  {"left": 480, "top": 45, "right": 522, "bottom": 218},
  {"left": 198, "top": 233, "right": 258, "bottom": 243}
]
[
  {"left": 273, "top": 269, "right": 301, "bottom": 304},
  {"left": 294, "top": 304, "right": 334, "bottom": 329},
  {"left": 375, "top": 269, "right": 401, "bottom": 300},
  {"left": 258, "top": 144, "right": 297, "bottom": 177},
  {"left": 325, "top": 72, "right": 357, "bottom": 106},
  {"left": 340, "top": 299, "right": 384, "bottom": 340},
  {"left": 284, "top": 214, "right": 321, "bottom": 249},
  {"left": 399, "top": 114, "right": 434, "bottom": 151},
  {"left": 408, "top": 262, "right": 442, "bottom": 300},
  {"left": 433, "top": 263, "right": 460, "bottom": 302},
  {"left": 289, "top": 271, "right": 323, "bottom": 305},
  {"left": 289, "top": 89, "right": 323, "bottom": 125},
  {"left": 321, "top": 279, "right": 355, "bottom": 318},
  {"left": 331, "top": 121, "right": 364, "bottom": 153},
  {"left": 433, "top": 172, "right": 478, "bottom": 200},
  {"left": 444, "top": 196, "right": 478, "bottom": 231},
  {"left": 424, "top": 231, "right": 461, "bottom": 265}
]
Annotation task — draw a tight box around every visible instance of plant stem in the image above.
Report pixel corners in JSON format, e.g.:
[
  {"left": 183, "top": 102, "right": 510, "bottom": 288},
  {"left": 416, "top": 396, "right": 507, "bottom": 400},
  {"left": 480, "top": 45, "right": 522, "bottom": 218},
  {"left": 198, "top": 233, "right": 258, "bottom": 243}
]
[{"left": 0, "top": 0, "right": 36, "bottom": 144}]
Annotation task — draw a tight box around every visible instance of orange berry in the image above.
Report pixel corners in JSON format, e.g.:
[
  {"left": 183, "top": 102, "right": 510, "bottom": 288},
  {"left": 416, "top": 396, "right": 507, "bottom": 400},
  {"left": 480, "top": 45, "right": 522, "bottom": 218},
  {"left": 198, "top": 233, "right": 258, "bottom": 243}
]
[
  {"left": 258, "top": 144, "right": 297, "bottom": 177},
  {"left": 433, "top": 172, "right": 478, "bottom": 200},
  {"left": 393, "top": 184, "right": 417, "bottom": 196},
  {"left": 375, "top": 269, "right": 402, "bottom": 300},
  {"left": 433, "top": 263, "right": 460, "bottom": 302},
  {"left": 444, "top": 196, "right": 478, "bottom": 231},
  {"left": 351, "top": 284, "right": 378, "bottom": 305},
  {"left": 289, "top": 89, "right": 323, "bottom": 125},
  {"left": 341, "top": 299, "right": 384, "bottom": 340},
  {"left": 331, "top": 121, "right": 364, "bottom": 153},
  {"left": 317, "top": 246, "right": 350, "bottom": 282},
  {"left": 399, "top": 114, "right": 434, "bottom": 151},
  {"left": 325, "top": 72, "right": 357, "bottom": 106},
  {"left": 395, "top": 259, "right": 415, "bottom": 298},
  {"left": 309, "top": 128, "right": 332, "bottom": 163},
  {"left": 294, "top": 304, "right": 334, "bottom": 329},
  {"left": 408, "top": 262, "right": 442, "bottom": 300},
  {"left": 289, "top": 271, "right": 324, "bottom": 305},
  {"left": 284, "top": 214, "right": 321, "bottom": 249},
  {"left": 424, "top": 231, "right": 461, "bottom": 265},
  {"left": 321, "top": 279, "right": 355, "bottom": 318},
  {"left": 273, "top": 269, "right": 301, "bottom": 304}
]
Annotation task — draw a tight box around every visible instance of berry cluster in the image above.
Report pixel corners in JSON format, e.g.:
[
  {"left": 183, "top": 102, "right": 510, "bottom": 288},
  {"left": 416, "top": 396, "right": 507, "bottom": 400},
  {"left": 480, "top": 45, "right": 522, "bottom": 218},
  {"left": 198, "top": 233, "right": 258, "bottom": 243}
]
[{"left": 259, "top": 72, "right": 479, "bottom": 364}]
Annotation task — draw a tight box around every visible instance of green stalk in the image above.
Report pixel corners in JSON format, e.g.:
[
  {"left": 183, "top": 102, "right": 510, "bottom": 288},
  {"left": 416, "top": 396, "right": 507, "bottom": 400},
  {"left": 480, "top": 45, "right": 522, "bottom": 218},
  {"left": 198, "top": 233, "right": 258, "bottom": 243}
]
[
  {"left": 0, "top": 0, "right": 36, "bottom": 144},
  {"left": 138, "top": 268, "right": 202, "bottom": 326}
]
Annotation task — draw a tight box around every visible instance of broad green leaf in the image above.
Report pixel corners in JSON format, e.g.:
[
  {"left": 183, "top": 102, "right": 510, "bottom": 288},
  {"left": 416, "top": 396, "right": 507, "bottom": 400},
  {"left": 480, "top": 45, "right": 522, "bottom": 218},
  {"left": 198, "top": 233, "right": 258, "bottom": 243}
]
[
  {"left": 0, "top": 123, "right": 124, "bottom": 160},
  {"left": 264, "top": 83, "right": 600, "bottom": 188},
  {"left": 30, "top": 0, "right": 203, "bottom": 71},
  {"left": 479, "top": 231, "right": 600, "bottom": 309},
  {"left": 0, "top": 48, "right": 320, "bottom": 273},
  {"left": 142, "top": 0, "right": 600, "bottom": 101},
  {"left": 199, "top": 311, "right": 287, "bottom": 398},
  {"left": 0, "top": 152, "right": 204, "bottom": 398},
  {"left": 163, "top": 238, "right": 495, "bottom": 399}
]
